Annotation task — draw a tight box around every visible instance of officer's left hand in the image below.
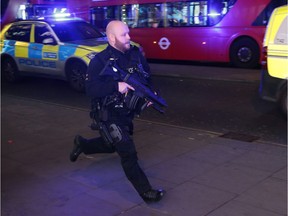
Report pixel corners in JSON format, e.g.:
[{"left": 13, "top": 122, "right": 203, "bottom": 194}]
[{"left": 118, "top": 82, "right": 135, "bottom": 94}]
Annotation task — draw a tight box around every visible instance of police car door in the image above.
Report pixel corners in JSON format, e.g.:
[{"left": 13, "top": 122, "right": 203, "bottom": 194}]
[
  {"left": 6, "top": 23, "right": 32, "bottom": 72},
  {"left": 31, "top": 23, "right": 60, "bottom": 75}
]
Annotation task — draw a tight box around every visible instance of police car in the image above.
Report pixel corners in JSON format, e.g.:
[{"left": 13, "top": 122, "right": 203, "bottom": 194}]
[{"left": 1, "top": 17, "right": 111, "bottom": 92}]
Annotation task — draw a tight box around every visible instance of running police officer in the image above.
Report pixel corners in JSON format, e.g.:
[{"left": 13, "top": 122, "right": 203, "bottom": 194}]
[{"left": 69, "top": 20, "right": 165, "bottom": 202}]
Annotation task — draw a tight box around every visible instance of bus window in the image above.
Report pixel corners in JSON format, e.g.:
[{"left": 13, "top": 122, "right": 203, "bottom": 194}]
[
  {"left": 137, "top": 4, "right": 163, "bottom": 28},
  {"left": 166, "top": 1, "right": 209, "bottom": 26},
  {"left": 90, "top": 1, "right": 233, "bottom": 29}
]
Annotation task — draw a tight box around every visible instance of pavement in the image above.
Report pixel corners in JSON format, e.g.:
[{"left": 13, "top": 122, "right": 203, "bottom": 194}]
[
  {"left": 149, "top": 63, "right": 261, "bottom": 82},
  {"left": 1, "top": 65, "right": 287, "bottom": 216}
]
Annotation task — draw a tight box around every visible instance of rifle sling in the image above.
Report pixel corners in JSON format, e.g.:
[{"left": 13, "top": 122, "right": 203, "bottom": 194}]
[{"left": 123, "top": 73, "right": 131, "bottom": 82}]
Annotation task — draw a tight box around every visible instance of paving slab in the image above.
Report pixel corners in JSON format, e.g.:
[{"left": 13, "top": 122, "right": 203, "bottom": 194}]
[
  {"left": 206, "top": 200, "right": 284, "bottom": 216},
  {"left": 235, "top": 177, "right": 287, "bottom": 215}
]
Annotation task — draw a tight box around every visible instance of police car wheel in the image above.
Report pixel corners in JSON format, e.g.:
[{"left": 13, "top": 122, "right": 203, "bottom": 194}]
[
  {"left": 2, "top": 57, "right": 21, "bottom": 82},
  {"left": 67, "top": 61, "right": 87, "bottom": 92}
]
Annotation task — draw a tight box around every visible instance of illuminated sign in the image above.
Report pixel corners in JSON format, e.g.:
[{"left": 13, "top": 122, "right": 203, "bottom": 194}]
[{"left": 158, "top": 37, "right": 171, "bottom": 50}]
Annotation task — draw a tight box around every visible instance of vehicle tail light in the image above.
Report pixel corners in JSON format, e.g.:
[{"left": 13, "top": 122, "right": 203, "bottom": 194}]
[{"left": 261, "top": 46, "right": 267, "bottom": 70}]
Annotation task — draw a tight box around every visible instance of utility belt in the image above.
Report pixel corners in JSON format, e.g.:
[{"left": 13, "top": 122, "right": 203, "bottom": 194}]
[
  {"left": 90, "top": 103, "right": 122, "bottom": 146},
  {"left": 91, "top": 91, "right": 147, "bottom": 118},
  {"left": 89, "top": 92, "right": 144, "bottom": 146}
]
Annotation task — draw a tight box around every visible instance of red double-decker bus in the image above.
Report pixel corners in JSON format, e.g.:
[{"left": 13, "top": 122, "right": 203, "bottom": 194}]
[{"left": 69, "top": 0, "right": 286, "bottom": 68}]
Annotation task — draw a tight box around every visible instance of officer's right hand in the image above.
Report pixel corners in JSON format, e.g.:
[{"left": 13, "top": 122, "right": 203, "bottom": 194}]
[{"left": 118, "top": 82, "right": 135, "bottom": 94}]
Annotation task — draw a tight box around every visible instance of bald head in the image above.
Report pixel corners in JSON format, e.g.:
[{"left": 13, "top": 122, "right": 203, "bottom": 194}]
[
  {"left": 106, "top": 20, "right": 124, "bottom": 36},
  {"left": 106, "top": 20, "right": 131, "bottom": 52}
]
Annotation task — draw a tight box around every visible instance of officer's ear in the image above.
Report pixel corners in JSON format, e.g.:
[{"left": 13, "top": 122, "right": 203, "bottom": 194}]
[{"left": 107, "top": 33, "right": 116, "bottom": 45}]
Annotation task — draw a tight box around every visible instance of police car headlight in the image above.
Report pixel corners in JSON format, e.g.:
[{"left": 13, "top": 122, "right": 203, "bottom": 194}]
[{"left": 86, "top": 52, "right": 98, "bottom": 60}]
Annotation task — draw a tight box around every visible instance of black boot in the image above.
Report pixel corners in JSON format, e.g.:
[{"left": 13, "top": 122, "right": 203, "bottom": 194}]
[
  {"left": 141, "top": 189, "right": 166, "bottom": 202},
  {"left": 70, "top": 135, "right": 85, "bottom": 162}
]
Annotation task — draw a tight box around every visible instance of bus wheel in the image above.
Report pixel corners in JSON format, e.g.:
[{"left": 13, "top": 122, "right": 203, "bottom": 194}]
[
  {"left": 1, "top": 57, "right": 21, "bottom": 82},
  {"left": 230, "top": 38, "right": 260, "bottom": 68},
  {"left": 67, "top": 61, "right": 87, "bottom": 92},
  {"left": 280, "top": 87, "right": 287, "bottom": 117}
]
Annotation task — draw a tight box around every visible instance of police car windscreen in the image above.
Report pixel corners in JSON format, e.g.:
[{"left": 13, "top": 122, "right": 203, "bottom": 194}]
[{"left": 51, "top": 21, "right": 104, "bottom": 42}]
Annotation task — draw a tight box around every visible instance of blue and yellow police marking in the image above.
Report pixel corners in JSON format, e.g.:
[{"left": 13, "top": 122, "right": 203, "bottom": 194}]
[
  {"left": 18, "top": 58, "right": 57, "bottom": 68},
  {"left": 42, "top": 45, "right": 59, "bottom": 60},
  {"left": 15, "top": 41, "right": 29, "bottom": 58},
  {"left": 59, "top": 45, "right": 77, "bottom": 61},
  {"left": 17, "top": 43, "right": 58, "bottom": 69},
  {"left": 2, "top": 35, "right": 109, "bottom": 70},
  {"left": 28, "top": 43, "right": 43, "bottom": 59},
  {"left": 1, "top": 40, "right": 16, "bottom": 56}
]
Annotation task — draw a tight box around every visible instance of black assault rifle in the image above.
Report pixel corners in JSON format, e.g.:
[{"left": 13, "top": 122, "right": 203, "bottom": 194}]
[{"left": 100, "top": 60, "right": 168, "bottom": 113}]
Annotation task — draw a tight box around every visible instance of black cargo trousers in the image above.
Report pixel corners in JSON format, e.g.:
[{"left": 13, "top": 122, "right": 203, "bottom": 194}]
[{"left": 81, "top": 106, "right": 152, "bottom": 195}]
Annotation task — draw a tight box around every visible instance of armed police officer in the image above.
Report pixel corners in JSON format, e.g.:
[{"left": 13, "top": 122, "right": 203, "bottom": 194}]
[{"left": 69, "top": 20, "right": 165, "bottom": 202}]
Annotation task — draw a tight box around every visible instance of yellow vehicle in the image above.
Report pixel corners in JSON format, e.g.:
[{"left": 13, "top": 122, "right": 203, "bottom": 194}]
[
  {"left": 1, "top": 16, "right": 142, "bottom": 92},
  {"left": 0, "top": 17, "right": 109, "bottom": 92},
  {"left": 259, "top": 5, "right": 288, "bottom": 116}
]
